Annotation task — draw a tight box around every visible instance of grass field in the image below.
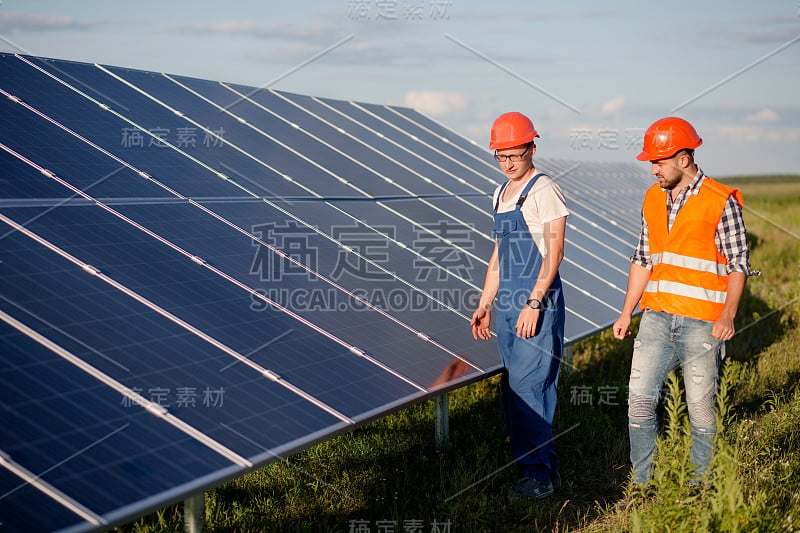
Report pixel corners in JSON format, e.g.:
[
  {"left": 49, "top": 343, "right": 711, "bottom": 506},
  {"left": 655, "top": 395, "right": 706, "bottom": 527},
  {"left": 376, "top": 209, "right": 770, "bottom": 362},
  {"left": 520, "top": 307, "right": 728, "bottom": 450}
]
[{"left": 120, "top": 175, "right": 800, "bottom": 532}]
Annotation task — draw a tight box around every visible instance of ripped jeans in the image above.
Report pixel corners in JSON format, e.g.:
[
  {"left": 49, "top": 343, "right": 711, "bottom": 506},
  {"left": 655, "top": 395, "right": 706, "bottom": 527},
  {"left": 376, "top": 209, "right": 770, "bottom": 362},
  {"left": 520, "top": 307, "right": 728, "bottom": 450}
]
[{"left": 627, "top": 309, "right": 722, "bottom": 485}]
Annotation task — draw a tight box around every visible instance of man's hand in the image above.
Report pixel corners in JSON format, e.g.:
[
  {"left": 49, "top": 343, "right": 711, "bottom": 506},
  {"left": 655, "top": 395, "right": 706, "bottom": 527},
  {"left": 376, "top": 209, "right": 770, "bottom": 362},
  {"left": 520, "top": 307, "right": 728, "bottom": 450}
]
[
  {"left": 712, "top": 315, "right": 735, "bottom": 341},
  {"left": 613, "top": 263, "right": 651, "bottom": 340},
  {"left": 471, "top": 306, "right": 492, "bottom": 340},
  {"left": 713, "top": 272, "right": 746, "bottom": 341},
  {"left": 515, "top": 307, "right": 539, "bottom": 338},
  {"left": 612, "top": 314, "right": 632, "bottom": 340}
]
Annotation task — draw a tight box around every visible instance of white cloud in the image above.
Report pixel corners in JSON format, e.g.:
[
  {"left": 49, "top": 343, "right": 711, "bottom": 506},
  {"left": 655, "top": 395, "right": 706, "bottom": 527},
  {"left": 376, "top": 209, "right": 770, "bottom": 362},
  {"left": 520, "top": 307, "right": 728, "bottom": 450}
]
[
  {"left": 716, "top": 125, "right": 800, "bottom": 143},
  {"left": 403, "top": 90, "right": 471, "bottom": 116},
  {"left": 737, "top": 17, "right": 800, "bottom": 44},
  {"left": 0, "top": 12, "right": 100, "bottom": 32},
  {"left": 744, "top": 108, "right": 780, "bottom": 123},
  {"left": 601, "top": 96, "right": 625, "bottom": 115},
  {"left": 165, "top": 21, "right": 339, "bottom": 43},
  {"left": 462, "top": 9, "right": 621, "bottom": 22}
]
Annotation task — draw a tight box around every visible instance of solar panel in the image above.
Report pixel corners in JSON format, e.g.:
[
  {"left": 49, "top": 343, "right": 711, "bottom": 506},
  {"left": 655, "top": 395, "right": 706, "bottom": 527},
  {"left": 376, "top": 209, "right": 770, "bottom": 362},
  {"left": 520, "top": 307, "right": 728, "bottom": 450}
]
[
  {"left": 0, "top": 310, "right": 242, "bottom": 533},
  {"left": 0, "top": 52, "right": 650, "bottom": 532}
]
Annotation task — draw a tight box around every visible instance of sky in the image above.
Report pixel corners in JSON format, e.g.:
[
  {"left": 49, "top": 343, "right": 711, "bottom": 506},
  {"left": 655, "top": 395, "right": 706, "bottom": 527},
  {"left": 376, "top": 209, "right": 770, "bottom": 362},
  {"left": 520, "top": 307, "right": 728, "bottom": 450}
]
[{"left": 1, "top": 0, "right": 799, "bottom": 177}]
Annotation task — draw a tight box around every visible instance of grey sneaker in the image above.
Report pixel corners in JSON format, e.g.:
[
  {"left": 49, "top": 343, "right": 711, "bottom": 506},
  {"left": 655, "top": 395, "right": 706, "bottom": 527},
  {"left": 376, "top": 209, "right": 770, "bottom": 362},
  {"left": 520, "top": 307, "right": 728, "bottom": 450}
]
[{"left": 509, "top": 476, "right": 554, "bottom": 500}]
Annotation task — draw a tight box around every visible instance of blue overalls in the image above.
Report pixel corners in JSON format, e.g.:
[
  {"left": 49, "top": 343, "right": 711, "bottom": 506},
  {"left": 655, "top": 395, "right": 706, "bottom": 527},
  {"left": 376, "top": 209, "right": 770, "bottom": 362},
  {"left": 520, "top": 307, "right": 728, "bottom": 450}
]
[{"left": 494, "top": 173, "right": 565, "bottom": 482}]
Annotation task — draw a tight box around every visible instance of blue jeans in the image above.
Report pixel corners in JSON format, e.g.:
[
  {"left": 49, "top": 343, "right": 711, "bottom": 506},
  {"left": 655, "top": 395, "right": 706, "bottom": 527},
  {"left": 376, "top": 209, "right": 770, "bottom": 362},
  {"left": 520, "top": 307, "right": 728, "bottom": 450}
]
[{"left": 628, "top": 310, "right": 722, "bottom": 485}]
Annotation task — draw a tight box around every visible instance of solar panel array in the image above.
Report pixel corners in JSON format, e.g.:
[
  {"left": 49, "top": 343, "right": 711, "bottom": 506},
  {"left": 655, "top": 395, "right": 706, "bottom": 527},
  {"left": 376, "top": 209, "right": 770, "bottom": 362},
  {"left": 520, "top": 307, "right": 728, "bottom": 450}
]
[{"left": 0, "top": 53, "right": 650, "bottom": 532}]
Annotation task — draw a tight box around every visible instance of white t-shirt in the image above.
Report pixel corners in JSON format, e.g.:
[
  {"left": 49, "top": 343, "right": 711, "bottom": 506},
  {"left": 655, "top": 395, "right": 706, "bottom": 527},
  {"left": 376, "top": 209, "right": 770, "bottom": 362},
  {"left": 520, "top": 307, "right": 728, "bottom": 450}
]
[{"left": 492, "top": 172, "right": 569, "bottom": 256}]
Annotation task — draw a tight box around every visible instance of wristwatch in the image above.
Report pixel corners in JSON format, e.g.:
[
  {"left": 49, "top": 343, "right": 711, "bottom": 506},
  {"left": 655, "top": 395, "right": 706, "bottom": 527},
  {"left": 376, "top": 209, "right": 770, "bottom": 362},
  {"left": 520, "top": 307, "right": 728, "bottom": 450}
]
[{"left": 526, "top": 298, "right": 541, "bottom": 309}]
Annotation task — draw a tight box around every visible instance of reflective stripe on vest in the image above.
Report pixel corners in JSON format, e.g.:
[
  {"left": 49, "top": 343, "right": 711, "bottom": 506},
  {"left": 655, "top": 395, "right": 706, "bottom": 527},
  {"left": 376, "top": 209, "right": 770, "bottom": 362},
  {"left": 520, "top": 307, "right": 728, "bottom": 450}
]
[
  {"left": 651, "top": 251, "right": 728, "bottom": 276},
  {"left": 639, "top": 177, "right": 742, "bottom": 321},
  {"left": 644, "top": 279, "right": 727, "bottom": 304}
]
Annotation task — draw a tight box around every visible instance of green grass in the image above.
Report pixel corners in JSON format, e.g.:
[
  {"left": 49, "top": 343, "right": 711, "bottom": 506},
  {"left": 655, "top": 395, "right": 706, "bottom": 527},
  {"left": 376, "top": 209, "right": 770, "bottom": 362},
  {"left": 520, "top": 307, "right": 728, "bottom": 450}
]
[{"left": 118, "top": 175, "right": 800, "bottom": 532}]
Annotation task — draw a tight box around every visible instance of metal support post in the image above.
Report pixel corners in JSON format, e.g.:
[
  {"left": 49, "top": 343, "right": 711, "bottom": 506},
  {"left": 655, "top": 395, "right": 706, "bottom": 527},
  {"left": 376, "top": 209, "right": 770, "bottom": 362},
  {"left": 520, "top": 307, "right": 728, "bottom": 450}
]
[
  {"left": 562, "top": 344, "right": 574, "bottom": 377},
  {"left": 184, "top": 492, "right": 205, "bottom": 533},
  {"left": 434, "top": 393, "right": 449, "bottom": 450}
]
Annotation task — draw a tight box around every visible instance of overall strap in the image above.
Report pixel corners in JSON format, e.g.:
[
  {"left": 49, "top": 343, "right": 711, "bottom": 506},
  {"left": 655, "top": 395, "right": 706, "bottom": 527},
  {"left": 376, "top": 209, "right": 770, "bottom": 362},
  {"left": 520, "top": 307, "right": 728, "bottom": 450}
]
[
  {"left": 494, "top": 180, "right": 510, "bottom": 212},
  {"left": 516, "top": 173, "right": 546, "bottom": 209},
  {"left": 494, "top": 173, "right": 547, "bottom": 212}
]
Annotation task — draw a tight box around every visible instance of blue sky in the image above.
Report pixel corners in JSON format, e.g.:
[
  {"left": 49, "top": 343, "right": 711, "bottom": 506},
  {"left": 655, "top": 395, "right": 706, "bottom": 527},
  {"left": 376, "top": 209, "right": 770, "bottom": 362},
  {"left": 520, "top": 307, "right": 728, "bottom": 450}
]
[{"left": 1, "top": 0, "right": 799, "bottom": 176}]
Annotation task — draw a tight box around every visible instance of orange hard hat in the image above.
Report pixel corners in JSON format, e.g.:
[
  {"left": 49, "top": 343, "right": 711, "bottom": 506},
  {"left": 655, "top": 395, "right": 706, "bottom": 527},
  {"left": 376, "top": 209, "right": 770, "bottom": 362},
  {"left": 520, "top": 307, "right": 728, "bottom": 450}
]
[
  {"left": 489, "top": 112, "right": 539, "bottom": 150},
  {"left": 637, "top": 117, "right": 702, "bottom": 161}
]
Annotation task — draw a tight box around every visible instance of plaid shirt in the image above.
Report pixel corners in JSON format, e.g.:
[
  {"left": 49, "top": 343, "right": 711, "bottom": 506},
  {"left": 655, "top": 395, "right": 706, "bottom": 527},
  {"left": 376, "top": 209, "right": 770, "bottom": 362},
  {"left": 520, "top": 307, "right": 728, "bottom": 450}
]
[{"left": 631, "top": 169, "right": 751, "bottom": 275}]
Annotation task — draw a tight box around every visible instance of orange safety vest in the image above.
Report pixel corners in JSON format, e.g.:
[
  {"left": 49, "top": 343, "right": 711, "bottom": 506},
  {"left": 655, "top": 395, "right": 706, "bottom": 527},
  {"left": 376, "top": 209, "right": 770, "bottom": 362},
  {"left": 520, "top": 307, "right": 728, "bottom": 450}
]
[{"left": 639, "top": 177, "right": 743, "bottom": 322}]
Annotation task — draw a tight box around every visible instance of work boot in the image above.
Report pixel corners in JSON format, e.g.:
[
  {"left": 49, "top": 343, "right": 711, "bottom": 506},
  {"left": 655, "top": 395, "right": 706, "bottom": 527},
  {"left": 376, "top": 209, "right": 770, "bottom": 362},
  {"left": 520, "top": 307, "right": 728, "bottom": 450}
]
[{"left": 509, "top": 477, "right": 554, "bottom": 500}]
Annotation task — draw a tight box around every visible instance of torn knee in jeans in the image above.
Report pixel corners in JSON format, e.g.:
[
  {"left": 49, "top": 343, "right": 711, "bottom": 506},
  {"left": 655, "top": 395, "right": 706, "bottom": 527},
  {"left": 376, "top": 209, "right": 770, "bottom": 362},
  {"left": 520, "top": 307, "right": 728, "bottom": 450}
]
[
  {"left": 688, "top": 405, "right": 716, "bottom": 428},
  {"left": 688, "top": 387, "right": 716, "bottom": 428},
  {"left": 628, "top": 393, "right": 658, "bottom": 422}
]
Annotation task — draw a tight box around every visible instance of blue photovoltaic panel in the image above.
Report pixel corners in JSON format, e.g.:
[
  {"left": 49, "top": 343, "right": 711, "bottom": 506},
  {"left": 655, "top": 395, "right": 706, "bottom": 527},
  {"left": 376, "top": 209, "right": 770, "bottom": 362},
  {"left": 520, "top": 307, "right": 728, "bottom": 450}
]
[
  {"left": 388, "top": 106, "right": 490, "bottom": 160},
  {"left": 270, "top": 91, "right": 488, "bottom": 202},
  {"left": 132, "top": 198, "right": 501, "bottom": 370},
  {"left": 0, "top": 58, "right": 266, "bottom": 200},
  {"left": 0, "top": 100, "right": 175, "bottom": 202},
  {"left": 0, "top": 53, "right": 650, "bottom": 532},
  {"left": 0, "top": 224, "right": 347, "bottom": 456},
  {"left": 316, "top": 97, "right": 495, "bottom": 192},
  {"left": 0, "top": 467, "right": 80, "bottom": 533},
  {"left": 1, "top": 57, "right": 500, "bottom": 374},
  {"left": 211, "top": 81, "right": 450, "bottom": 198},
  {"left": 0, "top": 318, "right": 241, "bottom": 533},
  {"left": 3, "top": 203, "right": 482, "bottom": 389},
  {"left": 90, "top": 63, "right": 361, "bottom": 199},
  {"left": 0, "top": 206, "right": 441, "bottom": 408},
  {"left": 0, "top": 147, "right": 75, "bottom": 200}
]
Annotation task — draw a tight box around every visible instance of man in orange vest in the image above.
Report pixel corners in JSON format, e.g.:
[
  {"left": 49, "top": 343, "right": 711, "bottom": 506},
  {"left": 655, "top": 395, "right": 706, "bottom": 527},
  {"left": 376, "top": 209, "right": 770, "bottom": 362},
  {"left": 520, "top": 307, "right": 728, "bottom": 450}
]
[{"left": 612, "top": 117, "right": 751, "bottom": 487}]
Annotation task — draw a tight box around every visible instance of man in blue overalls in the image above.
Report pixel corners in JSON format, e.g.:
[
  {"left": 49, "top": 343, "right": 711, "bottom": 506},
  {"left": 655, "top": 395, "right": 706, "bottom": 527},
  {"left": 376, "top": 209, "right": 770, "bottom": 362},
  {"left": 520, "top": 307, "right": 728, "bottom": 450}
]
[{"left": 471, "top": 112, "right": 569, "bottom": 500}]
